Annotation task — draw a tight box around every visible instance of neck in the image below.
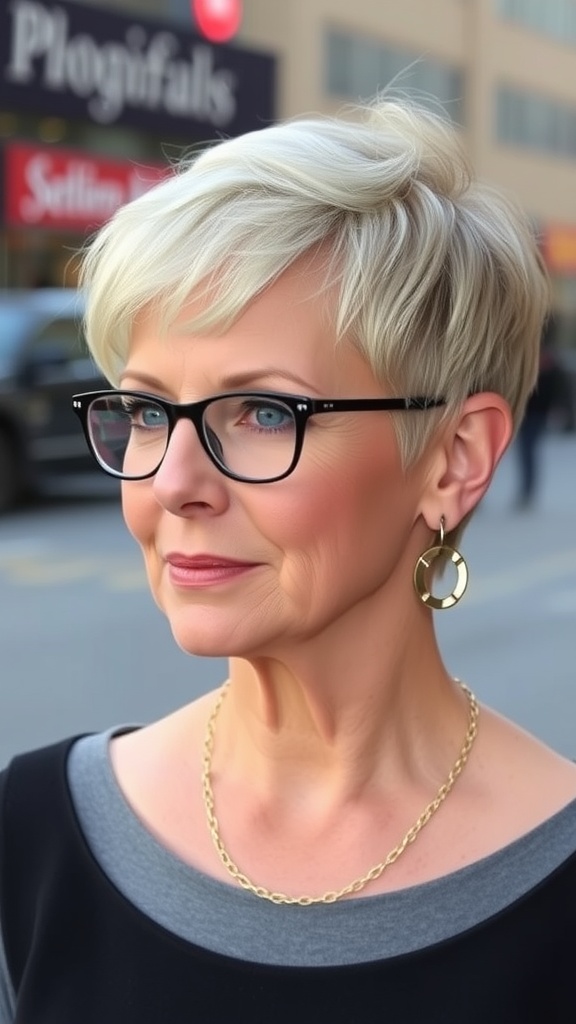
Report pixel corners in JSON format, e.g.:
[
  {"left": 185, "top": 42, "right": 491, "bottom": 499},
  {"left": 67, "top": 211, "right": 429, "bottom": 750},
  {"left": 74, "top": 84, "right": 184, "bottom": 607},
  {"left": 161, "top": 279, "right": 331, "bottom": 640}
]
[
  {"left": 216, "top": 613, "right": 467, "bottom": 804},
  {"left": 202, "top": 678, "right": 479, "bottom": 905},
  {"left": 197, "top": 589, "right": 479, "bottom": 904}
]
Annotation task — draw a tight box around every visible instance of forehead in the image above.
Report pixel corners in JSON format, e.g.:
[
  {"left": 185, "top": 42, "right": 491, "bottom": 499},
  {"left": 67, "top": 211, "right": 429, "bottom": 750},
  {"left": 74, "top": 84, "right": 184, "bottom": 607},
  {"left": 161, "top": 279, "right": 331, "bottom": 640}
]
[{"left": 124, "top": 257, "right": 380, "bottom": 399}]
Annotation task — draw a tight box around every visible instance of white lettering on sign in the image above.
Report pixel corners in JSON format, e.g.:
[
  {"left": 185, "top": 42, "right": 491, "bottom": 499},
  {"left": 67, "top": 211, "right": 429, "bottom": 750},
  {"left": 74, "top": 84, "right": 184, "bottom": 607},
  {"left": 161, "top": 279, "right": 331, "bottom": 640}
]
[
  {"left": 20, "top": 154, "right": 125, "bottom": 222},
  {"left": 5, "top": 0, "right": 238, "bottom": 126}
]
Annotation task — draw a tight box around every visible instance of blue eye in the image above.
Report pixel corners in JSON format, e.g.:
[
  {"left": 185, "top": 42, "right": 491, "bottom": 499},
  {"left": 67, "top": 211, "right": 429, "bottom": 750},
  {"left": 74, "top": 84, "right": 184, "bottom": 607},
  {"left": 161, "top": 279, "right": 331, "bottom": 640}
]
[
  {"left": 120, "top": 398, "right": 168, "bottom": 429},
  {"left": 141, "top": 406, "right": 167, "bottom": 427},
  {"left": 254, "top": 405, "right": 292, "bottom": 428}
]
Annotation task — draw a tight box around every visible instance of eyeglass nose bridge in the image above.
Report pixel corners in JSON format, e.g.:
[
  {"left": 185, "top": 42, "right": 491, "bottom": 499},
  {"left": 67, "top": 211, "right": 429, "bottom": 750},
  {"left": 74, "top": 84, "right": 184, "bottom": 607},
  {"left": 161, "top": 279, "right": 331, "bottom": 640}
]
[{"left": 161, "top": 397, "right": 227, "bottom": 476}]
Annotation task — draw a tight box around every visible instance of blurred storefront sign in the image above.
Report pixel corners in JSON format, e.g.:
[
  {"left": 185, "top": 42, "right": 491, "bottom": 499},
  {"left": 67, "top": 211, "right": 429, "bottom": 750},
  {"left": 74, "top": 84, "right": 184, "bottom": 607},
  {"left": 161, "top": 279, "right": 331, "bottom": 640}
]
[
  {"left": 542, "top": 226, "right": 576, "bottom": 274},
  {"left": 1, "top": 0, "right": 275, "bottom": 136},
  {"left": 0, "top": 0, "right": 275, "bottom": 287},
  {"left": 4, "top": 142, "right": 168, "bottom": 231}
]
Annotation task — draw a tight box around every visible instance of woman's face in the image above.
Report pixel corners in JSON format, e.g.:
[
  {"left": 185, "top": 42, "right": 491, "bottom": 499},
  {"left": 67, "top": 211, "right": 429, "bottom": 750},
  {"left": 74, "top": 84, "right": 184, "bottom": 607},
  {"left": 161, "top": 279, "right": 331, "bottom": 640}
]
[{"left": 121, "top": 258, "right": 431, "bottom": 657}]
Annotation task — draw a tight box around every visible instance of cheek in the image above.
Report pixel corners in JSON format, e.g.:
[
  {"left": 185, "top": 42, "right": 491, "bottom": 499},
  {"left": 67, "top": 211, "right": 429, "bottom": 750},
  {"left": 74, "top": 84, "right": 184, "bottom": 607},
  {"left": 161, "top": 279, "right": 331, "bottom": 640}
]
[
  {"left": 121, "top": 481, "right": 158, "bottom": 551},
  {"left": 252, "top": 441, "right": 415, "bottom": 595},
  {"left": 121, "top": 483, "right": 168, "bottom": 612}
]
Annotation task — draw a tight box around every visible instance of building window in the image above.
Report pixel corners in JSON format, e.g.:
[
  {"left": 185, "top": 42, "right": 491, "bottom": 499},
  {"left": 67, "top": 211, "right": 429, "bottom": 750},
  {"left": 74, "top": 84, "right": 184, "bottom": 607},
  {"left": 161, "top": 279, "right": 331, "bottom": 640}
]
[
  {"left": 325, "top": 29, "right": 465, "bottom": 125},
  {"left": 497, "top": 0, "right": 576, "bottom": 44},
  {"left": 496, "top": 84, "right": 576, "bottom": 158}
]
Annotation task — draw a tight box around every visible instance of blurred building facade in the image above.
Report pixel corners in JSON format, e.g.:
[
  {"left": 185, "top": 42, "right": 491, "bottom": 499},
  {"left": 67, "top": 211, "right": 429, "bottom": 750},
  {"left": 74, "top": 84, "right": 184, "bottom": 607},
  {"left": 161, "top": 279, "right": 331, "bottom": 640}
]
[
  {"left": 238, "top": 0, "right": 576, "bottom": 351},
  {"left": 1, "top": 0, "right": 575, "bottom": 354}
]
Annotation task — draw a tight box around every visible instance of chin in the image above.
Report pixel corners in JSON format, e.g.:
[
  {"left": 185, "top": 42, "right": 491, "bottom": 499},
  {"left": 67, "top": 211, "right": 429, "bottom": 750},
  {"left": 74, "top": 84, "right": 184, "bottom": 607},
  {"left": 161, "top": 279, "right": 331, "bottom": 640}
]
[
  {"left": 165, "top": 606, "right": 268, "bottom": 660},
  {"left": 171, "top": 631, "right": 263, "bottom": 660}
]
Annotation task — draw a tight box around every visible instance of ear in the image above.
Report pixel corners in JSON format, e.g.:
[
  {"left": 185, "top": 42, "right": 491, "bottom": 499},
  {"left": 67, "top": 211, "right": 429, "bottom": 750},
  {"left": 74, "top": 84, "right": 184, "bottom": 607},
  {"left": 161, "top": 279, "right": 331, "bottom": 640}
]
[{"left": 419, "top": 393, "right": 513, "bottom": 531}]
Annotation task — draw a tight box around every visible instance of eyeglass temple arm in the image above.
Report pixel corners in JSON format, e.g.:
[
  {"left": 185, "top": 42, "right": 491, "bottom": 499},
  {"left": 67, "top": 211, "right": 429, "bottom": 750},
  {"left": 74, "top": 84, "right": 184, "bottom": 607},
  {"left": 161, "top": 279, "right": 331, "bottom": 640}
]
[{"left": 309, "top": 397, "right": 446, "bottom": 413}]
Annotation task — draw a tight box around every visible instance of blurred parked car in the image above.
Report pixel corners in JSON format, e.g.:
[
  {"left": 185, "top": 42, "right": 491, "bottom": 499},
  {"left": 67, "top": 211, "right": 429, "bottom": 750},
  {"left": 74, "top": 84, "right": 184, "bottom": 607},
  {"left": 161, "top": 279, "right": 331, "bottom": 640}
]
[
  {"left": 0, "top": 289, "right": 107, "bottom": 512},
  {"left": 555, "top": 348, "right": 576, "bottom": 432}
]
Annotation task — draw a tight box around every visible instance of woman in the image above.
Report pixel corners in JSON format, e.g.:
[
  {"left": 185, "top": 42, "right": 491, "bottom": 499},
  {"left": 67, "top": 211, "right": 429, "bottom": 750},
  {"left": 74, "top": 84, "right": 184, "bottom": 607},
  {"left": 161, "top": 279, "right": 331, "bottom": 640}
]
[{"left": 1, "top": 98, "right": 575, "bottom": 1022}]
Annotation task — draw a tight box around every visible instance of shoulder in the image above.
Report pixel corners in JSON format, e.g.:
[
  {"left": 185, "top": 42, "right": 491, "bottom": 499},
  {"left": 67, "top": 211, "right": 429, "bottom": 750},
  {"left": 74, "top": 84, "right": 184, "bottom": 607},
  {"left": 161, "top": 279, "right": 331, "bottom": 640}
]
[
  {"left": 468, "top": 704, "right": 576, "bottom": 849},
  {"left": 109, "top": 694, "right": 213, "bottom": 781},
  {"left": 0, "top": 730, "right": 139, "bottom": 862},
  {"left": 0, "top": 736, "right": 103, "bottom": 878},
  {"left": 479, "top": 706, "right": 576, "bottom": 788},
  {"left": 0, "top": 735, "right": 83, "bottom": 804},
  {"left": 107, "top": 695, "right": 221, "bottom": 874}
]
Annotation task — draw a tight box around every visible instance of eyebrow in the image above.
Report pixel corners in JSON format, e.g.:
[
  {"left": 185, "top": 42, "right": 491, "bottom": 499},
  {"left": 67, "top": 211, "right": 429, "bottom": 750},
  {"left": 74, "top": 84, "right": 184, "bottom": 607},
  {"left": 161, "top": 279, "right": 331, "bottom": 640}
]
[
  {"left": 221, "top": 369, "right": 319, "bottom": 393},
  {"left": 119, "top": 368, "right": 320, "bottom": 395},
  {"left": 119, "top": 370, "right": 168, "bottom": 391}
]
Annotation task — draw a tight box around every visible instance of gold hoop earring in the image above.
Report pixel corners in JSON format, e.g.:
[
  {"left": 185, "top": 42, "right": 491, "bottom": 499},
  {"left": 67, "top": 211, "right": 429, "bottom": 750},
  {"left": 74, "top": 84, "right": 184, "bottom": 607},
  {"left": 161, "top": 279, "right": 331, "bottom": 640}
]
[{"left": 413, "top": 517, "right": 469, "bottom": 610}]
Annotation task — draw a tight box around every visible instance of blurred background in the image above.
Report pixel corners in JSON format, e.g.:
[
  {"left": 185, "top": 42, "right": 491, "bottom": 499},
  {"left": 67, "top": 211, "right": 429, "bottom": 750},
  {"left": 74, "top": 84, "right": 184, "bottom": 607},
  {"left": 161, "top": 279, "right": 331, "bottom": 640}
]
[{"left": 0, "top": 0, "right": 574, "bottom": 765}]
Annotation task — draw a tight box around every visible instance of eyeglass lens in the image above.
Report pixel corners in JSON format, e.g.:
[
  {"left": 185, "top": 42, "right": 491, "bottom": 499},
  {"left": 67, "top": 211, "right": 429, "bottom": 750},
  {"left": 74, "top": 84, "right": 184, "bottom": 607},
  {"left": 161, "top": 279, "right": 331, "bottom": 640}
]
[{"left": 87, "top": 394, "right": 298, "bottom": 481}]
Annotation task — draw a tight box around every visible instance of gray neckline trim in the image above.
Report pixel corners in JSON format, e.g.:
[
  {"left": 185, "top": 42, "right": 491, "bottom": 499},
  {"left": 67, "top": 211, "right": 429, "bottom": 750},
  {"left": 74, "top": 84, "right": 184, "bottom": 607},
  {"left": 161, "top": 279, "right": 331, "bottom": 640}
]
[{"left": 67, "top": 728, "right": 576, "bottom": 967}]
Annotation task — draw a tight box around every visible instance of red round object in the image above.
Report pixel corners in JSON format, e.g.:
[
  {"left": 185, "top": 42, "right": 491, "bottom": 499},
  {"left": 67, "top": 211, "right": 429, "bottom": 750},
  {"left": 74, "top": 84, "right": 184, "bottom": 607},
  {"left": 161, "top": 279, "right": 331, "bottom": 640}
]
[{"left": 192, "top": 0, "right": 243, "bottom": 42}]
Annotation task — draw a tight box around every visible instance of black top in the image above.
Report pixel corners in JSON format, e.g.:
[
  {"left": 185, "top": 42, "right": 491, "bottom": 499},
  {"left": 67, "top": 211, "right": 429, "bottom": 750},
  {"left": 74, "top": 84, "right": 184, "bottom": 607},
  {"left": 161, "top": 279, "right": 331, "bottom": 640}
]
[{"left": 1, "top": 737, "right": 576, "bottom": 1023}]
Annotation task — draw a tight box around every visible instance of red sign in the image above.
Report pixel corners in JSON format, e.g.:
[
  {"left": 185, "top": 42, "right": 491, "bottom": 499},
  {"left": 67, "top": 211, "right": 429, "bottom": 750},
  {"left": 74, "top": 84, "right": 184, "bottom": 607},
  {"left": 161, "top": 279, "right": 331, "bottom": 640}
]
[
  {"left": 192, "top": 0, "right": 242, "bottom": 42},
  {"left": 4, "top": 142, "right": 169, "bottom": 231}
]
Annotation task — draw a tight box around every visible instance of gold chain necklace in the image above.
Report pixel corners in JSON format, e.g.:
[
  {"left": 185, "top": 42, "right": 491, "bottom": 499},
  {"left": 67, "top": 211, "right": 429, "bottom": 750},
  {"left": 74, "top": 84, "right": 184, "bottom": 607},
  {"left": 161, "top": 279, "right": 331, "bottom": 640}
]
[{"left": 202, "top": 681, "right": 479, "bottom": 906}]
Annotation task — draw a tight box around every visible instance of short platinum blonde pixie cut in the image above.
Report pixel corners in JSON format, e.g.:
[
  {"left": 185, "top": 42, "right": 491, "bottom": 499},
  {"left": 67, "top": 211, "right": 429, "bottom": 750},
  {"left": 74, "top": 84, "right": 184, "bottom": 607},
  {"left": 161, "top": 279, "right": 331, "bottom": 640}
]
[{"left": 81, "top": 97, "right": 549, "bottom": 467}]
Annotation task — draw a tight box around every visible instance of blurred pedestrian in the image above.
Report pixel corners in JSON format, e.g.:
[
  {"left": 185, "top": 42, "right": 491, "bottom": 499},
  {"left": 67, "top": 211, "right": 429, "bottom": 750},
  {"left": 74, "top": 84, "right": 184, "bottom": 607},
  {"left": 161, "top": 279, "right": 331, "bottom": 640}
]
[{"left": 515, "top": 345, "right": 566, "bottom": 508}]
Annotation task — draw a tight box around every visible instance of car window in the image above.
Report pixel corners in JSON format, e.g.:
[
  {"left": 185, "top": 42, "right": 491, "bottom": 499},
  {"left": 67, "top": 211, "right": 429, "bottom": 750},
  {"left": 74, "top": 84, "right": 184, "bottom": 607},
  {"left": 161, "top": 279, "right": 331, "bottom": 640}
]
[
  {"left": 29, "top": 318, "right": 88, "bottom": 361},
  {"left": 0, "top": 308, "right": 30, "bottom": 354},
  {"left": 27, "top": 316, "right": 99, "bottom": 381}
]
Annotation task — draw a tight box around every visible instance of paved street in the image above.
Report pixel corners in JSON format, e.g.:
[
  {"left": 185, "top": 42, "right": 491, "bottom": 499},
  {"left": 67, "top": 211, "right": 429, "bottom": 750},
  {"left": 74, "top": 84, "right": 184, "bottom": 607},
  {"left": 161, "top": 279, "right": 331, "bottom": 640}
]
[{"left": 0, "top": 432, "right": 574, "bottom": 766}]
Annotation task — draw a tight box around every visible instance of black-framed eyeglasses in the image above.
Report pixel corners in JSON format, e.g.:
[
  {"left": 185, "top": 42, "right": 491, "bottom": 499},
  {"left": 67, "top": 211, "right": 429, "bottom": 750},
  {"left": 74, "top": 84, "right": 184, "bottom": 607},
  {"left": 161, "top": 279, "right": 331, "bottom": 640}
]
[{"left": 72, "top": 389, "right": 446, "bottom": 484}]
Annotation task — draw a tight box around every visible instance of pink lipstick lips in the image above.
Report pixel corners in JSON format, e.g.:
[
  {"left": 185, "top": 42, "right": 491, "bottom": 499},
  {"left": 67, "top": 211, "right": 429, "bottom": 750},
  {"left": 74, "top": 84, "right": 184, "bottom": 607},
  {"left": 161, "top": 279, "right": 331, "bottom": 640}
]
[{"left": 165, "top": 553, "right": 259, "bottom": 587}]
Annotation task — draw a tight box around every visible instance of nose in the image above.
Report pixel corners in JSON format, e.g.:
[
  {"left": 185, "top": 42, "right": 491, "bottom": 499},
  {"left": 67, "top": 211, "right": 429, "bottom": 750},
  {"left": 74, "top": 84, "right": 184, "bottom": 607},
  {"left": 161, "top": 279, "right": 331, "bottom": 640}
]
[{"left": 152, "top": 418, "right": 230, "bottom": 516}]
